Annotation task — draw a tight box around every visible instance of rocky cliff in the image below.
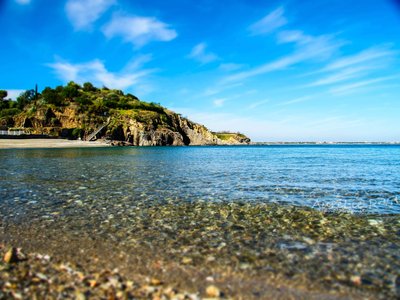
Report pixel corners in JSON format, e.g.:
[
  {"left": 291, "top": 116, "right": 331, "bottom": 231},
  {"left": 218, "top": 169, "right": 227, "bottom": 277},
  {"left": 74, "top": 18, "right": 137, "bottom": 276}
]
[
  {"left": 104, "top": 109, "right": 223, "bottom": 146},
  {"left": 1, "top": 82, "right": 250, "bottom": 146}
]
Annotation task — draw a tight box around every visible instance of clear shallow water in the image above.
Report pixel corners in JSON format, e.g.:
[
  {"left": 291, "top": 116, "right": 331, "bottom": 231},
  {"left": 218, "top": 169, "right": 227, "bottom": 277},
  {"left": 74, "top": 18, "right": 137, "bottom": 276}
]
[{"left": 0, "top": 145, "right": 399, "bottom": 215}]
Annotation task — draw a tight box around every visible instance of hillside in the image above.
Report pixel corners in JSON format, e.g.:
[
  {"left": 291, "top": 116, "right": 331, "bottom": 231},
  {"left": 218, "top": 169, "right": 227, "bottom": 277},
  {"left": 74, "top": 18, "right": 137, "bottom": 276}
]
[{"left": 0, "top": 82, "right": 250, "bottom": 146}]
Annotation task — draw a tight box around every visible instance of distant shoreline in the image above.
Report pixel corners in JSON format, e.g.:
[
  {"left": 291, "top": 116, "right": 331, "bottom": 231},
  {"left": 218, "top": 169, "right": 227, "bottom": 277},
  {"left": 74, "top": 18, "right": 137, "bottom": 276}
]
[
  {"left": 0, "top": 138, "right": 399, "bottom": 149},
  {"left": 251, "top": 141, "right": 400, "bottom": 145}
]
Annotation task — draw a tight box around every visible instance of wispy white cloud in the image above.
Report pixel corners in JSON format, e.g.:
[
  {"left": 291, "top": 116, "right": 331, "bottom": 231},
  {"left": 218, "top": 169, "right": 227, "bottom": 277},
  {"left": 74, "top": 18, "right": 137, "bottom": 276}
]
[
  {"left": 213, "top": 98, "right": 227, "bottom": 107},
  {"left": 218, "top": 63, "right": 245, "bottom": 72},
  {"left": 277, "top": 96, "right": 313, "bottom": 106},
  {"left": 248, "top": 99, "right": 269, "bottom": 109},
  {"left": 122, "top": 54, "right": 153, "bottom": 72},
  {"left": 329, "top": 76, "right": 396, "bottom": 95},
  {"left": 308, "top": 65, "right": 375, "bottom": 87},
  {"left": 223, "top": 32, "right": 341, "bottom": 83},
  {"left": 277, "top": 30, "right": 309, "bottom": 44},
  {"left": 47, "top": 57, "right": 154, "bottom": 90},
  {"left": 102, "top": 14, "right": 177, "bottom": 47},
  {"left": 304, "top": 45, "right": 397, "bottom": 92},
  {"left": 324, "top": 46, "right": 395, "bottom": 71},
  {"left": 65, "top": 0, "right": 115, "bottom": 30},
  {"left": 15, "top": 0, "right": 31, "bottom": 5},
  {"left": 249, "top": 7, "right": 287, "bottom": 35},
  {"left": 203, "top": 88, "right": 220, "bottom": 97},
  {"left": 202, "top": 82, "right": 243, "bottom": 97},
  {"left": 188, "top": 43, "right": 218, "bottom": 64},
  {"left": 49, "top": 61, "right": 80, "bottom": 81}
]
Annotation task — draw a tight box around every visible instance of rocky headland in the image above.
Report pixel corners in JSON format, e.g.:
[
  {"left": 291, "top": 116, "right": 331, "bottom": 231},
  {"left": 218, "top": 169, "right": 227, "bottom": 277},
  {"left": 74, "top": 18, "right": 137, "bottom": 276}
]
[{"left": 0, "top": 82, "right": 250, "bottom": 146}]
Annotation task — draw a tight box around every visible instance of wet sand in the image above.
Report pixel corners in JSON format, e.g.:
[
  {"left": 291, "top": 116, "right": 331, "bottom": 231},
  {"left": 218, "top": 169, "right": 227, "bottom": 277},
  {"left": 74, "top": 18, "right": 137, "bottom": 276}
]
[{"left": 0, "top": 139, "right": 109, "bottom": 149}]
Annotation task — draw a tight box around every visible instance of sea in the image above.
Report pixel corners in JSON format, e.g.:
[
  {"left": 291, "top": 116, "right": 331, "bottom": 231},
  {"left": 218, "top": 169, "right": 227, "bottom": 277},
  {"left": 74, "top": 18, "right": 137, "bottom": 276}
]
[
  {"left": 1, "top": 144, "right": 399, "bottom": 216},
  {"left": 1, "top": 144, "right": 400, "bottom": 298}
]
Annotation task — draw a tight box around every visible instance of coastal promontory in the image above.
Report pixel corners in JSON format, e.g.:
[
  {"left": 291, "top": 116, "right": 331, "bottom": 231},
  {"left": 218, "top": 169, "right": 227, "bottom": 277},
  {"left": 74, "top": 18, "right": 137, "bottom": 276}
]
[{"left": 0, "top": 82, "right": 250, "bottom": 146}]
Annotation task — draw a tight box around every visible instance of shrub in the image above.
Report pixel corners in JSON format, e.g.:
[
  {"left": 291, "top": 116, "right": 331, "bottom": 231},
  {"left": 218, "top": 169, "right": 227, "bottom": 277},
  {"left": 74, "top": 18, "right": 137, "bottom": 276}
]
[
  {"left": 71, "top": 128, "right": 83, "bottom": 139},
  {"left": 0, "top": 108, "right": 21, "bottom": 118}
]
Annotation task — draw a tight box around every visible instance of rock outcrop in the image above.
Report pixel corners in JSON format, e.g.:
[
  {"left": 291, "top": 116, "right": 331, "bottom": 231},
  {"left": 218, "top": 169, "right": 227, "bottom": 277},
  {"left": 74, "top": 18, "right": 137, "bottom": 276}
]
[
  {"left": 11, "top": 107, "right": 250, "bottom": 146},
  {"left": 3, "top": 83, "right": 250, "bottom": 146},
  {"left": 109, "top": 111, "right": 226, "bottom": 146}
]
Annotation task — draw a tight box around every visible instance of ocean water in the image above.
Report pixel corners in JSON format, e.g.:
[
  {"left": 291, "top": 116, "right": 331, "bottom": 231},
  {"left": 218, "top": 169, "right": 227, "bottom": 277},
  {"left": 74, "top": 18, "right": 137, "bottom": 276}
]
[
  {"left": 1, "top": 144, "right": 400, "bottom": 298},
  {"left": 0, "top": 144, "right": 399, "bottom": 216}
]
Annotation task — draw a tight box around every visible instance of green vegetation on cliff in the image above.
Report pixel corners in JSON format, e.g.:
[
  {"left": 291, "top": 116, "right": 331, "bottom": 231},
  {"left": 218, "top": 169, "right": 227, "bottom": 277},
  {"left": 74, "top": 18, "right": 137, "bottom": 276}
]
[
  {"left": 0, "top": 82, "right": 250, "bottom": 145},
  {"left": 214, "top": 132, "right": 249, "bottom": 144}
]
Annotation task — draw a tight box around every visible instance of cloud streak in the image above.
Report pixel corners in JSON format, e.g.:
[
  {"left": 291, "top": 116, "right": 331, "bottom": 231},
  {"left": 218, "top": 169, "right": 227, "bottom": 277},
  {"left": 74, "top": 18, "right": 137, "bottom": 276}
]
[
  {"left": 213, "top": 98, "right": 226, "bottom": 107},
  {"left": 65, "top": 0, "right": 115, "bottom": 30},
  {"left": 324, "top": 46, "right": 395, "bottom": 71},
  {"left": 306, "top": 46, "right": 397, "bottom": 92},
  {"left": 48, "top": 58, "right": 153, "bottom": 90},
  {"left": 277, "top": 96, "right": 313, "bottom": 106},
  {"left": 248, "top": 99, "right": 269, "bottom": 109},
  {"left": 249, "top": 7, "right": 287, "bottom": 35},
  {"left": 102, "top": 14, "right": 177, "bottom": 47},
  {"left": 188, "top": 43, "right": 218, "bottom": 64},
  {"left": 308, "top": 65, "right": 375, "bottom": 87},
  {"left": 329, "top": 76, "right": 396, "bottom": 95},
  {"left": 223, "top": 32, "right": 341, "bottom": 83},
  {"left": 218, "top": 63, "right": 244, "bottom": 72}
]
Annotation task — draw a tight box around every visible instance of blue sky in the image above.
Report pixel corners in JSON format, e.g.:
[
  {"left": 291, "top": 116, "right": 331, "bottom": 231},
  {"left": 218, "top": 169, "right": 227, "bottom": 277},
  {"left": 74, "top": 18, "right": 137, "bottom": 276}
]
[{"left": 1, "top": 0, "right": 400, "bottom": 141}]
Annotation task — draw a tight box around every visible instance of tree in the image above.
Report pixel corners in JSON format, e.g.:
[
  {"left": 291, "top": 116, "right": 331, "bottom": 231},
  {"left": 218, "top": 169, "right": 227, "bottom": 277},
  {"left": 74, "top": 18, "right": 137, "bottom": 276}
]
[
  {"left": 62, "top": 82, "right": 80, "bottom": 100},
  {"left": 0, "top": 90, "right": 8, "bottom": 110},
  {"left": 41, "top": 87, "right": 64, "bottom": 106},
  {"left": 16, "top": 89, "right": 35, "bottom": 109},
  {"left": 83, "top": 82, "right": 96, "bottom": 92},
  {"left": 0, "top": 90, "right": 7, "bottom": 100}
]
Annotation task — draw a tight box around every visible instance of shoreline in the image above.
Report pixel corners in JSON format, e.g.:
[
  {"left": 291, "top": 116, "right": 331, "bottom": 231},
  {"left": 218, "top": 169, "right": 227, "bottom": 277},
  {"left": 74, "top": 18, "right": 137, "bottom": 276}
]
[
  {"left": 1, "top": 139, "right": 399, "bottom": 150},
  {"left": 0, "top": 240, "right": 368, "bottom": 300},
  {"left": 0, "top": 139, "right": 110, "bottom": 149}
]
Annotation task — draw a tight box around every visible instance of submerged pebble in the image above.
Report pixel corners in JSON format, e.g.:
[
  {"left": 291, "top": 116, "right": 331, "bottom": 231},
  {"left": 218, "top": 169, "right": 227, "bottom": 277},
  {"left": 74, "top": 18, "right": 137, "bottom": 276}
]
[
  {"left": 206, "top": 285, "right": 221, "bottom": 298},
  {"left": 3, "top": 247, "right": 19, "bottom": 264}
]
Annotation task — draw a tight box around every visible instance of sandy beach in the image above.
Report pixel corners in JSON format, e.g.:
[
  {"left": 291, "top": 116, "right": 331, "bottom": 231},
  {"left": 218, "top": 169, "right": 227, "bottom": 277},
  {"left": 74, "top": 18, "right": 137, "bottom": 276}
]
[{"left": 0, "top": 139, "right": 109, "bottom": 149}]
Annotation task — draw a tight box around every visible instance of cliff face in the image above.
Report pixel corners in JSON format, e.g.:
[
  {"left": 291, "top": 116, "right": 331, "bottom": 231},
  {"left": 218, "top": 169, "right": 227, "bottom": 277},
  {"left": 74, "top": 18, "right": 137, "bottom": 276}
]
[
  {"left": 2, "top": 83, "right": 250, "bottom": 146},
  {"left": 108, "top": 110, "right": 225, "bottom": 146}
]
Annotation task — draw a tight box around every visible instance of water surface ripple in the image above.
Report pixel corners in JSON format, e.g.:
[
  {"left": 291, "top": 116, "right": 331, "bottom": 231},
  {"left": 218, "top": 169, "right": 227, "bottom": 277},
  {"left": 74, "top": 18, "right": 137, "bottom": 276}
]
[{"left": 1, "top": 145, "right": 399, "bottom": 217}]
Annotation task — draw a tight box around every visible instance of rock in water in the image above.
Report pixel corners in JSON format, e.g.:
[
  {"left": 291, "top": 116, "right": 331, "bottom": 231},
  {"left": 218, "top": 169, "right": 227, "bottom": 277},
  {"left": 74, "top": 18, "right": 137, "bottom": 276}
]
[{"left": 3, "top": 247, "right": 19, "bottom": 263}]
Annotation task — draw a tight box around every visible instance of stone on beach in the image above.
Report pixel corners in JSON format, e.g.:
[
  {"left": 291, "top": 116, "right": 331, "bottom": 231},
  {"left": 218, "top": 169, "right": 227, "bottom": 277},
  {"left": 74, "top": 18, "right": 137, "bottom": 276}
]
[{"left": 3, "top": 247, "right": 19, "bottom": 264}]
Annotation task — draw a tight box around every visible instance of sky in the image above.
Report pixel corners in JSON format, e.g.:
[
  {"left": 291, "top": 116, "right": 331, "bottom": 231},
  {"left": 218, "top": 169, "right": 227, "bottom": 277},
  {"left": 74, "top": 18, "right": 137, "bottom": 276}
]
[{"left": 1, "top": 0, "right": 400, "bottom": 142}]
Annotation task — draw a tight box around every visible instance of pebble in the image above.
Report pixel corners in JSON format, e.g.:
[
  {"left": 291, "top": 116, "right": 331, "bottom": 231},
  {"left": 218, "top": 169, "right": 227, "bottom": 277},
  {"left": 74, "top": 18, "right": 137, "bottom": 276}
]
[
  {"left": 206, "top": 285, "right": 221, "bottom": 297},
  {"left": 181, "top": 257, "right": 193, "bottom": 264},
  {"left": 3, "top": 247, "right": 19, "bottom": 264},
  {"left": 350, "top": 275, "right": 362, "bottom": 286},
  {"left": 206, "top": 276, "right": 214, "bottom": 282},
  {"left": 150, "top": 278, "right": 163, "bottom": 286}
]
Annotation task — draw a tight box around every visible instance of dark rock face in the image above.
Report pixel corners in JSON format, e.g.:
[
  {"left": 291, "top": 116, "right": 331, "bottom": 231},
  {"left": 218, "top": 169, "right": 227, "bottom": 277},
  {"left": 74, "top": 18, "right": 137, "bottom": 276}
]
[
  {"left": 111, "top": 125, "right": 125, "bottom": 141},
  {"left": 115, "top": 128, "right": 185, "bottom": 146},
  {"left": 236, "top": 136, "right": 251, "bottom": 144},
  {"left": 22, "top": 118, "right": 33, "bottom": 128}
]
